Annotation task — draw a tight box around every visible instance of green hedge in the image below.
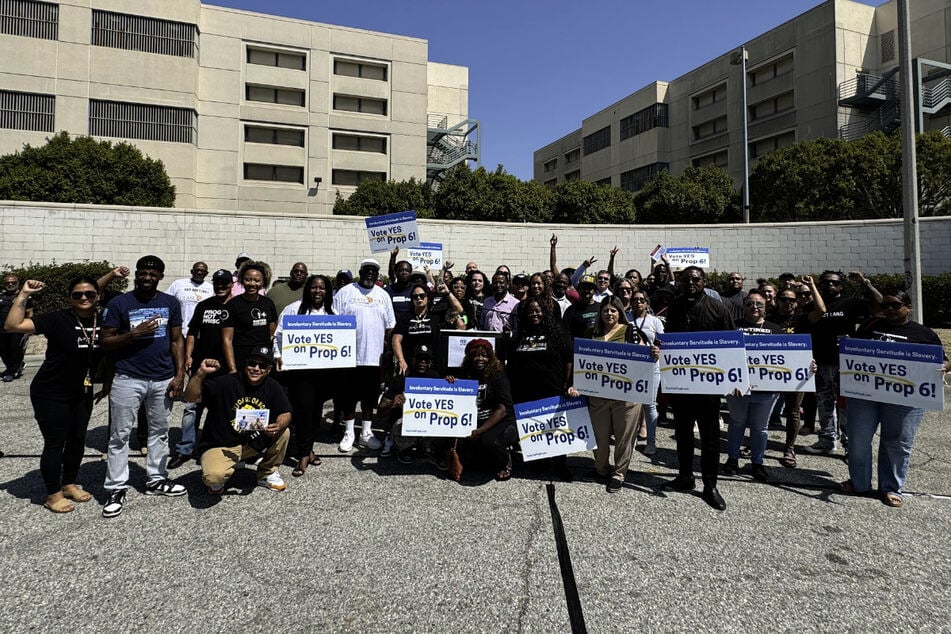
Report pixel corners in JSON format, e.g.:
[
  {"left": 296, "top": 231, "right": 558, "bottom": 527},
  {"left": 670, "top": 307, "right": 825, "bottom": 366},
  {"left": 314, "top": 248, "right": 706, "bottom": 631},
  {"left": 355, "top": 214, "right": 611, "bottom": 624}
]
[
  {"left": 706, "top": 271, "right": 951, "bottom": 327},
  {"left": 1, "top": 261, "right": 127, "bottom": 315}
]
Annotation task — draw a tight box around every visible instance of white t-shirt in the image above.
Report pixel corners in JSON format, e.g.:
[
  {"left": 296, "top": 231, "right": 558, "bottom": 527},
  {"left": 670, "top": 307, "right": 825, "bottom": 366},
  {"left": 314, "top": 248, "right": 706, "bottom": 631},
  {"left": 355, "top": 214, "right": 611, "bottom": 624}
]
[
  {"left": 332, "top": 283, "right": 396, "bottom": 366},
  {"left": 272, "top": 301, "right": 326, "bottom": 359},
  {"left": 165, "top": 278, "right": 214, "bottom": 336}
]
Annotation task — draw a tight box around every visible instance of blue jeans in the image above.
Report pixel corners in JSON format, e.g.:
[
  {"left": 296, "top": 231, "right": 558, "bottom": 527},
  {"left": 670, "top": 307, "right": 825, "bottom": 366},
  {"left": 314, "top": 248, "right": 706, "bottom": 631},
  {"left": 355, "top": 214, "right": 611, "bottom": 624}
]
[
  {"left": 726, "top": 392, "right": 779, "bottom": 464},
  {"left": 815, "top": 364, "right": 844, "bottom": 447},
  {"left": 845, "top": 397, "right": 925, "bottom": 495},
  {"left": 106, "top": 374, "right": 172, "bottom": 490},
  {"left": 174, "top": 401, "right": 204, "bottom": 456}
]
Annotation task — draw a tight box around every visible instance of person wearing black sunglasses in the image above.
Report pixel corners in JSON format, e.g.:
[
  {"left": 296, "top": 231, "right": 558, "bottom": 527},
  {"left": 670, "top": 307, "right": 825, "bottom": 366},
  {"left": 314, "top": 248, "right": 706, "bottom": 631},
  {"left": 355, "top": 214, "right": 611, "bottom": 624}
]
[{"left": 4, "top": 277, "right": 104, "bottom": 513}]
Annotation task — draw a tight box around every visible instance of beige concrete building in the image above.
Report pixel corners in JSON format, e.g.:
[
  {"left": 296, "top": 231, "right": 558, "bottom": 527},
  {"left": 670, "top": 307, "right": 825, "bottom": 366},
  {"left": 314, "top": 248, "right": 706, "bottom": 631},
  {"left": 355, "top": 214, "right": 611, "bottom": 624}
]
[
  {"left": 534, "top": 0, "right": 951, "bottom": 191},
  {"left": 0, "top": 0, "right": 473, "bottom": 213}
]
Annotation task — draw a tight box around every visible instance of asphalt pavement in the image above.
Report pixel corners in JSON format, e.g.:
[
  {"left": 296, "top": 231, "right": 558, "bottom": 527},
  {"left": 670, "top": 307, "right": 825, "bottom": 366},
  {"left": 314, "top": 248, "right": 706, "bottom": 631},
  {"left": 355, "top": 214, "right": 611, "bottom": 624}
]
[{"left": 0, "top": 356, "right": 949, "bottom": 632}]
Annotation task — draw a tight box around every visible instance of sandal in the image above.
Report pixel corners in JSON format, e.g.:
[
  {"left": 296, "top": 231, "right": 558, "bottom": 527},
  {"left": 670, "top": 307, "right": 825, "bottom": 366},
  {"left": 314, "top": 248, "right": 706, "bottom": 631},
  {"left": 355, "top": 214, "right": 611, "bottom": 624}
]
[
  {"left": 292, "top": 456, "right": 310, "bottom": 478},
  {"left": 495, "top": 467, "right": 512, "bottom": 482},
  {"left": 883, "top": 492, "right": 904, "bottom": 508},
  {"left": 62, "top": 485, "right": 92, "bottom": 503},
  {"left": 780, "top": 449, "right": 797, "bottom": 469},
  {"left": 308, "top": 452, "right": 322, "bottom": 467},
  {"left": 44, "top": 497, "right": 75, "bottom": 514}
]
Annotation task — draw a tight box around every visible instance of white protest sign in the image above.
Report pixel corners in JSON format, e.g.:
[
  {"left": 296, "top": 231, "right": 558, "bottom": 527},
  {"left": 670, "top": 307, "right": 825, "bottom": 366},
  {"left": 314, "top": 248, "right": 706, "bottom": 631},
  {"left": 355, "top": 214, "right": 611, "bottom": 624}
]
[
  {"left": 365, "top": 210, "right": 421, "bottom": 254},
  {"left": 839, "top": 338, "right": 945, "bottom": 410},
  {"left": 664, "top": 247, "right": 710, "bottom": 268},
  {"left": 402, "top": 378, "right": 478, "bottom": 437},
  {"left": 573, "top": 338, "right": 657, "bottom": 404},
  {"left": 444, "top": 331, "right": 500, "bottom": 368},
  {"left": 515, "top": 396, "right": 596, "bottom": 461},
  {"left": 745, "top": 334, "right": 815, "bottom": 392},
  {"left": 278, "top": 315, "right": 357, "bottom": 370},
  {"left": 649, "top": 244, "right": 666, "bottom": 261},
  {"left": 659, "top": 330, "right": 748, "bottom": 395},
  {"left": 406, "top": 242, "right": 443, "bottom": 271}
]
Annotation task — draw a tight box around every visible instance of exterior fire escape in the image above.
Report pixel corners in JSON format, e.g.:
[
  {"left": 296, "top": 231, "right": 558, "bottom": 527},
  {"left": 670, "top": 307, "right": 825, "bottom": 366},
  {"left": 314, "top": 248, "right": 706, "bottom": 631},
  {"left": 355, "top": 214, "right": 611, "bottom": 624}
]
[{"left": 426, "top": 114, "right": 480, "bottom": 185}]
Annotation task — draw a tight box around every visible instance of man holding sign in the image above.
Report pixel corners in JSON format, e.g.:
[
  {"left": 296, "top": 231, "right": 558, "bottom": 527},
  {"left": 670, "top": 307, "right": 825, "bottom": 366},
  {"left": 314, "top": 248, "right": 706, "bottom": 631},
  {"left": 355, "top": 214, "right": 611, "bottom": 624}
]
[{"left": 840, "top": 291, "right": 949, "bottom": 508}]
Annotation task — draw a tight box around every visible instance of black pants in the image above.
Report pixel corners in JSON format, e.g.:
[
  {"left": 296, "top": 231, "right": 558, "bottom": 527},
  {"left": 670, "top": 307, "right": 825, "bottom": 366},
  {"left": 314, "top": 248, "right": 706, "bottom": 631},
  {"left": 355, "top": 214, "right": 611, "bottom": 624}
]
[
  {"left": 457, "top": 420, "right": 518, "bottom": 473},
  {"left": 32, "top": 391, "right": 93, "bottom": 495},
  {"left": 0, "top": 332, "right": 27, "bottom": 375},
  {"left": 672, "top": 395, "right": 722, "bottom": 488},
  {"left": 287, "top": 369, "right": 335, "bottom": 458}
]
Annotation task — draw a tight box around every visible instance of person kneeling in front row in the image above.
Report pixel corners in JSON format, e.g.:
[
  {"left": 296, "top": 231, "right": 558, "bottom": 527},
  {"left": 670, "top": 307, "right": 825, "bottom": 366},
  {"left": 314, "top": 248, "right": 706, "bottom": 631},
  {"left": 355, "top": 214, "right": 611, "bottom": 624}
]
[{"left": 183, "top": 346, "right": 291, "bottom": 494}]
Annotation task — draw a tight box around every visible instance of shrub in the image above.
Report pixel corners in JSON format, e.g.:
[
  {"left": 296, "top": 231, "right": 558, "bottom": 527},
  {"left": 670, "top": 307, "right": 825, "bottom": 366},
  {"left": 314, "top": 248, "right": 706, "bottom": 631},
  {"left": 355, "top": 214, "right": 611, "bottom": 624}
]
[{"left": 1, "top": 261, "right": 127, "bottom": 315}]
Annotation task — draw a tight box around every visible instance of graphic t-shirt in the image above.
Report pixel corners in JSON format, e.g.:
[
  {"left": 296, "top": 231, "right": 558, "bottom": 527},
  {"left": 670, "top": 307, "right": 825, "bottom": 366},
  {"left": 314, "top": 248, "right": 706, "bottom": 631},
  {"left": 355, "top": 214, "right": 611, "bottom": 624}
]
[
  {"left": 197, "top": 373, "right": 292, "bottom": 452},
  {"left": 30, "top": 310, "right": 102, "bottom": 399},
  {"left": 166, "top": 278, "right": 214, "bottom": 336},
  {"left": 223, "top": 294, "right": 278, "bottom": 365},
  {"left": 187, "top": 295, "right": 231, "bottom": 373},
  {"left": 102, "top": 291, "right": 182, "bottom": 380}
]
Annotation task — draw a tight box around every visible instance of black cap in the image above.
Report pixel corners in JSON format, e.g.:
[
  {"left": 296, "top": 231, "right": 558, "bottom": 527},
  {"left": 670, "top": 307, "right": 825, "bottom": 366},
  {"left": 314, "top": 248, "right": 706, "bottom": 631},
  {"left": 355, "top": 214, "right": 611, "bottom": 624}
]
[
  {"left": 413, "top": 344, "right": 433, "bottom": 360},
  {"left": 246, "top": 346, "right": 274, "bottom": 365},
  {"left": 136, "top": 255, "right": 165, "bottom": 273},
  {"left": 512, "top": 274, "right": 530, "bottom": 286},
  {"left": 211, "top": 269, "right": 232, "bottom": 283}
]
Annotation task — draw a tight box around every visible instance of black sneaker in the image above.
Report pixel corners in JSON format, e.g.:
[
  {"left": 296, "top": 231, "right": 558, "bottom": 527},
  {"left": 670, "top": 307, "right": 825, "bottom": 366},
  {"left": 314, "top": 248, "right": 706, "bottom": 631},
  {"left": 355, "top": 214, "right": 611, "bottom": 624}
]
[
  {"left": 396, "top": 447, "right": 415, "bottom": 465},
  {"left": 167, "top": 454, "right": 192, "bottom": 470},
  {"left": 144, "top": 479, "right": 187, "bottom": 497},
  {"left": 606, "top": 478, "right": 623, "bottom": 493},
  {"left": 102, "top": 488, "right": 127, "bottom": 518},
  {"left": 721, "top": 458, "right": 739, "bottom": 476},
  {"left": 751, "top": 464, "right": 769, "bottom": 482}
]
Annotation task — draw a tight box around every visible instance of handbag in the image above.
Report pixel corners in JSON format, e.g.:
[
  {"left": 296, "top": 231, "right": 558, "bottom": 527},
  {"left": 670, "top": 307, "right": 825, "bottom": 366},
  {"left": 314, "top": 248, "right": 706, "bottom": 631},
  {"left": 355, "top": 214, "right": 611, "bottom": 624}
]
[{"left": 448, "top": 439, "right": 463, "bottom": 481}]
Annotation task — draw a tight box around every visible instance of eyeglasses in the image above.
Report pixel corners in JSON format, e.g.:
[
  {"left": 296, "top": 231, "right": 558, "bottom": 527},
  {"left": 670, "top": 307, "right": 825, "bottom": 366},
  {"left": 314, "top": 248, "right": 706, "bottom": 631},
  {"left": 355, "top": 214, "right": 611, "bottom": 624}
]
[
  {"left": 70, "top": 291, "right": 99, "bottom": 300},
  {"left": 632, "top": 298, "right": 648, "bottom": 304},
  {"left": 779, "top": 297, "right": 798, "bottom": 303},
  {"left": 744, "top": 302, "right": 766, "bottom": 308},
  {"left": 619, "top": 288, "right": 633, "bottom": 294},
  {"left": 411, "top": 294, "right": 427, "bottom": 300},
  {"left": 881, "top": 301, "right": 907, "bottom": 310},
  {"left": 246, "top": 360, "right": 271, "bottom": 369}
]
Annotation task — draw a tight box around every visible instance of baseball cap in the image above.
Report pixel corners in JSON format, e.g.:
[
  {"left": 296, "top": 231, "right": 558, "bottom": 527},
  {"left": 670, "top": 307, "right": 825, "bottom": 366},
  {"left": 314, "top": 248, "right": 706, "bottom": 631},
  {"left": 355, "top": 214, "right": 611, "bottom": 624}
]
[
  {"left": 212, "top": 269, "right": 232, "bottom": 283},
  {"left": 413, "top": 344, "right": 434, "bottom": 360},
  {"left": 359, "top": 258, "right": 381, "bottom": 270},
  {"left": 512, "top": 274, "right": 530, "bottom": 286},
  {"left": 135, "top": 255, "right": 165, "bottom": 273},
  {"left": 246, "top": 346, "right": 274, "bottom": 365}
]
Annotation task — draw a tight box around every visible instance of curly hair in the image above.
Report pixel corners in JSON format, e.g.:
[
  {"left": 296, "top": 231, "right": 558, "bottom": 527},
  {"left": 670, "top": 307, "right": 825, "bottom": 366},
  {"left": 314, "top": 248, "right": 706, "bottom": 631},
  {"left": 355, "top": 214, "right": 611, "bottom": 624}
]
[{"left": 462, "top": 344, "right": 504, "bottom": 379}]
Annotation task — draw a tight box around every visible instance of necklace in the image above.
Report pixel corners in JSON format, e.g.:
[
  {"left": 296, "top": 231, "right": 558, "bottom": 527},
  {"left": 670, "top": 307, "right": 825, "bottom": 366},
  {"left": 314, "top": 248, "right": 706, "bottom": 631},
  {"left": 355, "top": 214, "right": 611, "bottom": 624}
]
[{"left": 73, "top": 310, "right": 98, "bottom": 390}]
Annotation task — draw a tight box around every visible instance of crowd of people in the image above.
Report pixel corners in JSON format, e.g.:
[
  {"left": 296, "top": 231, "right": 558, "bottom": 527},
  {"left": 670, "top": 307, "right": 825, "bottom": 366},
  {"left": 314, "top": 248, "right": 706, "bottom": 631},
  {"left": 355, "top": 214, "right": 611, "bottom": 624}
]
[{"left": 1, "top": 236, "right": 948, "bottom": 516}]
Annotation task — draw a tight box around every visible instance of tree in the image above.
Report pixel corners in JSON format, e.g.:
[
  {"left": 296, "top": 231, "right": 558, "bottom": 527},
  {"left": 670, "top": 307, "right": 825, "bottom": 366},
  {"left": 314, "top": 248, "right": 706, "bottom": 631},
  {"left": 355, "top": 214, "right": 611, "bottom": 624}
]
[
  {"left": 635, "top": 166, "right": 738, "bottom": 224},
  {"left": 552, "top": 180, "right": 636, "bottom": 224},
  {"left": 0, "top": 132, "right": 175, "bottom": 207},
  {"left": 333, "top": 177, "right": 433, "bottom": 217},
  {"left": 433, "top": 165, "right": 554, "bottom": 223}
]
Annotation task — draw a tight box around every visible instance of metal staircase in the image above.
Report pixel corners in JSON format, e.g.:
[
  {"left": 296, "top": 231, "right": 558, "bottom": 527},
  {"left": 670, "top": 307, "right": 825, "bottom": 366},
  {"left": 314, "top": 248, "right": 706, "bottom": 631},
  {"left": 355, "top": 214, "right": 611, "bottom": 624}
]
[{"left": 426, "top": 114, "right": 480, "bottom": 185}]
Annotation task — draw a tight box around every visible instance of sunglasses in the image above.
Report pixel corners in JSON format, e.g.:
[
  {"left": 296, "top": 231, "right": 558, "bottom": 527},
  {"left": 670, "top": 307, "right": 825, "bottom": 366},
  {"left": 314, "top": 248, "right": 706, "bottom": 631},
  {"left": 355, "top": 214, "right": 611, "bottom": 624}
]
[
  {"left": 619, "top": 288, "right": 633, "bottom": 293},
  {"left": 744, "top": 302, "right": 766, "bottom": 308},
  {"left": 597, "top": 277, "right": 611, "bottom": 281},
  {"left": 881, "top": 301, "right": 907, "bottom": 310},
  {"left": 70, "top": 291, "right": 99, "bottom": 300},
  {"left": 632, "top": 298, "right": 648, "bottom": 303},
  {"left": 411, "top": 294, "right": 427, "bottom": 300},
  {"left": 246, "top": 360, "right": 271, "bottom": 369},
  {"left": 779, "top": 297, "right": 798, "bottom": 303}
]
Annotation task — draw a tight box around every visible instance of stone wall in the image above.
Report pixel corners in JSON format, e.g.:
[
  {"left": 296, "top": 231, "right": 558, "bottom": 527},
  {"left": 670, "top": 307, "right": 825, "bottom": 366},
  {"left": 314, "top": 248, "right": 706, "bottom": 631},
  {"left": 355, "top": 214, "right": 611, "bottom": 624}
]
[{"left": 2, "top": 201, "right": 949, "bottom": 283}]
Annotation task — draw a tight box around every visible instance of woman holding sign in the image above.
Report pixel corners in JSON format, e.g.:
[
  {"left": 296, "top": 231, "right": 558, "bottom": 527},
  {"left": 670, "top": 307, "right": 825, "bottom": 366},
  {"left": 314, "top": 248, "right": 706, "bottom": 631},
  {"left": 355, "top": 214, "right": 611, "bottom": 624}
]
[
  {"left": 843, "top": 291, "right": 950, "bottom": 508},
  {"left": 586, "top": 296, "right": 656, "bottom": 493},
  {"left": 273, "top": 274, "right": 335, "bottom": 477}
]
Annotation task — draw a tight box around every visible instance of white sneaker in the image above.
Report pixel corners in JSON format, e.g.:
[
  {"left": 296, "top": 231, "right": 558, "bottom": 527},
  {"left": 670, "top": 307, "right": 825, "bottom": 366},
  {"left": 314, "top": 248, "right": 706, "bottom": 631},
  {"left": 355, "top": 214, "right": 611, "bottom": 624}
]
[
  {"left": 360, "top": 431, "right": 383, "bottom": 450},
  {"left": 644, "top": 442, "right": 657, "bottom": 456},
  {"left": 380, "top": 434, "right": 394, "bottom": 457},
  {"left": 257, "top": 471, "right": 286, "bottom": 491},
  {"left": 339, "top": 429, "right": 355, "bottom": 452}
]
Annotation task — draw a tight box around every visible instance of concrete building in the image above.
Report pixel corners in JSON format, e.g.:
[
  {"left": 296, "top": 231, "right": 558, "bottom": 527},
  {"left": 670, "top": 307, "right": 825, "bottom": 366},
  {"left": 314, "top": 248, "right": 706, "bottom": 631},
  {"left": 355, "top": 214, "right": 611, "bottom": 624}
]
[
  {"left": 534, "top": 0, "right": 951, "bottom": 191},
  {"left": 0, "top": 0, "right": 475, "bottom": 214}
]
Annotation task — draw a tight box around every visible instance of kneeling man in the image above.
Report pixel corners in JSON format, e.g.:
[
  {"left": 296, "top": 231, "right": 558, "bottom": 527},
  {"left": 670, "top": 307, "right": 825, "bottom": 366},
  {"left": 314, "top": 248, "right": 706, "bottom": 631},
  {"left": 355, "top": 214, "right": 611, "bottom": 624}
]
[{"left": 184, "top": 346, "right": 291, "bottom": 493}]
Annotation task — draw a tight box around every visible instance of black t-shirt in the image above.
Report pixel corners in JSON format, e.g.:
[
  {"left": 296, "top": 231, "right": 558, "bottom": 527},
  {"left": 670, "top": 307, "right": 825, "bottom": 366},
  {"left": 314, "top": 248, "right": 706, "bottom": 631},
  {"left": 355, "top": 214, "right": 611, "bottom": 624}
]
[
  {"left": 223, "top": 294, "right": 277, "bottom": 360},
  {"left": 387, "top": 283, "right": 414, "bottom": 319},
  {"left": 721, "top": 289, "right": 747, "bottom": 322},
  {"left": 394, "top": 311, "right": 441, "bottom": 358},
  {"left": 196, "top": 373, "right": 292, "bottom": 452},
  {"left": 854, "top": 318, "right": 944, "bottom": 348},
  {"left": 30, "top": 310, "right": 102, "bottom": 400},
  {"left": 737, "top": 319, "right": 783, "bottom": 336},
  {"left": 0, "top": 291, "right": 33, "bottom": 330},
  {"left": 187, "top": 295, "right": 231, "bottom": 373},
  {"left": 507, "top": 329, "right": 570, "bottom": 403},
  {"left": 811, "top": 296, "right": 868, "bottom": 365},
  {"left": 466, "top": 370, "right": 515, "bottom": 429},
  {"left": 771, "top": 311, "right": 809, "bottom": 335},
  {"left": 380, "top": 368, "right": 440, "bottom": 423},
  {"left": 563, "top": 302, "right": 599, "bottom": 339}
]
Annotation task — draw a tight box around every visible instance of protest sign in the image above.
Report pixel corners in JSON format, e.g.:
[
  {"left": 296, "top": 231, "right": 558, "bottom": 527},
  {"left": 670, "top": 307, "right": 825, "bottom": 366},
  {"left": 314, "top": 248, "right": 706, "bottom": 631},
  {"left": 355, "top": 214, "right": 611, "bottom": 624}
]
[
  {"left": 443, "top": 330, "right": 503, "bottom": 368},
  {"left": 406, "top": 242, "right": 443, "bottom": 271},
  {"left": 402, "top": 378, "right": 478, "bottom": 437},
  {"left": 365, "top": 211, "right": 421, "bottom": 253},
  {"left": 649, "top": 244, "right": 666, "bottom": 261},
  {"left": 664, "top": 247, "right": 710, "bottom": 268},
  {"left": 515, "top": 396, "right": 596, "bottom": 461},
  {"left": 278, "top": 315, "right": 356, "bottom": 370},
  {"left": 745, "top": 334, "right": 815, "bottom": 392},
  {"left": 573, "top": 338, "right": 656, "bottom": 404},
  {"left": 659, "top": 330, "right": 748, "bottom": 395},
  {"left": 839, "top": 338, "right": 945, "bottom": 410}
]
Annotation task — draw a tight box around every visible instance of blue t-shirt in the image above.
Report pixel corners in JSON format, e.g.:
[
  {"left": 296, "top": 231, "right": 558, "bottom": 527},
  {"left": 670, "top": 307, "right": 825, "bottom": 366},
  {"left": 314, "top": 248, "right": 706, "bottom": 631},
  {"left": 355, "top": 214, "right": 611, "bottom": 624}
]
[{"left": 103, "top": 291, "right": 182, "bottom": 380}]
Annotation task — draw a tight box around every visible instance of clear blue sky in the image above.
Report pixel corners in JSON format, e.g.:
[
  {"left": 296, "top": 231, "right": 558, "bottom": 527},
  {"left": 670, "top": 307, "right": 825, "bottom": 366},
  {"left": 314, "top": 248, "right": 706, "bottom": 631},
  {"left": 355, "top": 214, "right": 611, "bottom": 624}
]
[{"left": 210, "top": 0, "right": 886, "bottom": 180}]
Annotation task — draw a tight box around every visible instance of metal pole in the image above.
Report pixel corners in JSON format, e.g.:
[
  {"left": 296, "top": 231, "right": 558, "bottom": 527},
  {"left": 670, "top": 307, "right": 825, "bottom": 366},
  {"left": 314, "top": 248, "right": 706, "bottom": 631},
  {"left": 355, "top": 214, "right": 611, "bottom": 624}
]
[
  {"left": 740, "top": 46, "right": 750, "bottom": 223},
  {"left": 897, "top": 0, "right": 922, "bottom": 308}
]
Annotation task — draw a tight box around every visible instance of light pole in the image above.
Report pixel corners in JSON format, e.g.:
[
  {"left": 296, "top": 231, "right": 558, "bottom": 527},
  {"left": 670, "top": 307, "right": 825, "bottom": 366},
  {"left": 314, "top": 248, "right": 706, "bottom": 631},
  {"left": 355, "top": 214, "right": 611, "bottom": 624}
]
[
  {"left": 897, "top": 0, "right": 922, "bottom": 308},
  {"left": 731, "top": 46, "right": 751, "bottom": 223}
]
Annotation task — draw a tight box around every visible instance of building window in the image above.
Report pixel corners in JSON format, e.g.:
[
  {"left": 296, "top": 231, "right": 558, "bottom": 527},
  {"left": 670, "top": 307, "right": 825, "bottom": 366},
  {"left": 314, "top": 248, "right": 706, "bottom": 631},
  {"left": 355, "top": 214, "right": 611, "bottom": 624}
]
[
  {"left": 620, "top": 103, "right": 669, "bottom": 140},
  {"left": 564, "top": 148, "right": 580, "bottom": 163},
  {"left": 750, "top": 130, "right": 795, "bottom": 159},
  {"left": 333, "top": 59, "right": 388, "bottom": 81},
  {"left": 749, "top": 53, "right": 793, "bottom": 86},
  {"left": 565, "top": 170, "right": 581, "bottom": 182},
  {"left": 692, "top": 116, "right": 727, "bottom": 140},
  {"left": 583, "top": 126, "right": 610, "bottom": 155},
  {"left": 620, "top": 163, "right": 668, "bottom": 192},
  {"left": 543, "top": 158, "right": 557, "bottom": 173},
  {"left": 332, "top": 169, "right": 386, "bottom": 186},
  {"left": 0, "top": 0, "right": 57, "bottom": 40},
  {"left": 749, "top": 91, "right": 794, "bottom": 121},
  {"left": 244, "top": 163, "right": 304, "bottom": 183},
  {"left": 246, "top": 85, "right": 306, "bottom": 107},
  {"left": 333, "top": 94, "right": 387, "bottom": 115},
  {"left": 543, "top": 178, "right": 557, "bottom": 187},
  {"left": 692, "top": 151, "right": 728, "bottom": 169},
  {"left": 881, "top": 30, "right": 895, "bottom": 64},
  {"left": 594, "top": 177, "right": 611, "bottom": 186},
  {"left": 692, "top": 84, "right": 726, "bottom": 110},
  {"left": 89, "top": 99, "right": 196, "bottom": 143},
  {"left": 332, "top": 133, "right": 387, "bottom": 153},
  {"left": 0, "top": 89, "right": 54, "bottom": 131},
  {"left": 244, "top": 125, "right": 305, "bottom": 147},
  {"left": 91, "top": 9, "right": 197, "bottom": 58},
  {"left": 247, "top": 47, "right": 305, "bottom": 70}
]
